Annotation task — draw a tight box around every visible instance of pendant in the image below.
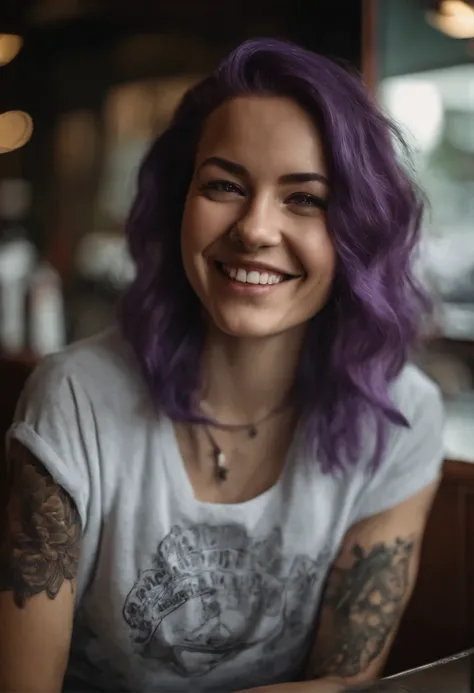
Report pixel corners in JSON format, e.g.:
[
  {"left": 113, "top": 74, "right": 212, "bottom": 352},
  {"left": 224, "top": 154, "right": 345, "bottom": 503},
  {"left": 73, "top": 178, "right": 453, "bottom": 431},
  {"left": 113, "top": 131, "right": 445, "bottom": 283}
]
[
  {"left": 217, "top": 465, "right": 228, "bottom": 481},
  {"left": 216, "top": 450, "right": 229, "bottom": 481},
  {"left": 248, "top": 424, "right": 258, "bottom": 438}
]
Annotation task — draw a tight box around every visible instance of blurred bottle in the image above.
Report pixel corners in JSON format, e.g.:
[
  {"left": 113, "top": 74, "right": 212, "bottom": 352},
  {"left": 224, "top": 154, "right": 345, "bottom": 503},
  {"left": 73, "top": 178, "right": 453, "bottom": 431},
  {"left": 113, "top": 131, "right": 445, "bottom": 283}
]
[
  {"left": 0, "top": 179, "right": 36, "bottom": 354},
  {"left": 0, "top": 234, "right": 36, "bottom": 353},
  {"left": 0, "top": 178, "right": 65, "bottom": 356},
  {"left": 28, "top": 261, "right": 65, "bottom": 356}
]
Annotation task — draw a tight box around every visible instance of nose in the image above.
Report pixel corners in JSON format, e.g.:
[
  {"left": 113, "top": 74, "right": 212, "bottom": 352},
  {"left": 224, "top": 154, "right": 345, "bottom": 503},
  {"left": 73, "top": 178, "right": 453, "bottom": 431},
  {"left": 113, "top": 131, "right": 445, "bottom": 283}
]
[{"left": 231, "top": 197, "right": 282, "bottom": 251}]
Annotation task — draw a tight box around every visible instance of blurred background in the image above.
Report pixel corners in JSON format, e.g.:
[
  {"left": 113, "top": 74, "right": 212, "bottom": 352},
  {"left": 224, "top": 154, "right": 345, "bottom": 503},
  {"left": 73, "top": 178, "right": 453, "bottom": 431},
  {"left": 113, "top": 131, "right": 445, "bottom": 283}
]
[{"left": 0, "top": 0, "right": 473, "bottom": 457}]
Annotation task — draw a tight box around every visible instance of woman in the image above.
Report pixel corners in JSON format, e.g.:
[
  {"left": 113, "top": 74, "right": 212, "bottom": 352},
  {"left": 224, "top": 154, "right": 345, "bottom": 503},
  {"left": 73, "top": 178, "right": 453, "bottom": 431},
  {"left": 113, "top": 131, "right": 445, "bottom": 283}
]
[{"left": 0, "top": 38, "right": 443, "bottom": 693}]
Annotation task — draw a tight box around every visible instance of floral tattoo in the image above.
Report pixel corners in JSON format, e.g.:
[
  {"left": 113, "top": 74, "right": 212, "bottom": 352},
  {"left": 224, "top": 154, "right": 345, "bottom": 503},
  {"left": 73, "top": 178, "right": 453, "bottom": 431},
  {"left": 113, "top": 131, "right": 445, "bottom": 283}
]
[{"left": 0, "top": 440, "right": 81, "bottom": 608}]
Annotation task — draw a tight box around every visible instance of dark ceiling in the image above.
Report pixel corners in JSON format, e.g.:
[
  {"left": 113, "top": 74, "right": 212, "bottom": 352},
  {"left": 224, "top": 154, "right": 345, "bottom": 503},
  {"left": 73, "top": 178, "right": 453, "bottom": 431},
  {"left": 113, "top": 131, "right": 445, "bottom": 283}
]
[
  {"left": 2, "top": 0, "right": 473, "bottom": 38},
  {"left": 0, "top": 0, "right": 363, "bottom": 60}
]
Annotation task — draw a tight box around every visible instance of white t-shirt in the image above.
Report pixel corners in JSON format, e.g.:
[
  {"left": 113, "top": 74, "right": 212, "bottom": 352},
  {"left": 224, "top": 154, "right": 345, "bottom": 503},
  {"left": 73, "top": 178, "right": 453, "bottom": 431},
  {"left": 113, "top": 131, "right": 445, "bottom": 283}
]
[{"left": 7, "top": 328, "right": 444, "bottom": 693}]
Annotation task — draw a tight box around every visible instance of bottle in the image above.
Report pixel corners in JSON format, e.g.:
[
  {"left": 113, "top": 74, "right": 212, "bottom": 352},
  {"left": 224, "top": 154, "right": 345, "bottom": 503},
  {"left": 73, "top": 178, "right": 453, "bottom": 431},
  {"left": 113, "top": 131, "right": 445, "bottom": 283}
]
[
  {"left": 0, "top": 235, "right": 36, "bottom": 353},
  {"left": 28, "top": 261, "right": 65, "bottom": 356}
]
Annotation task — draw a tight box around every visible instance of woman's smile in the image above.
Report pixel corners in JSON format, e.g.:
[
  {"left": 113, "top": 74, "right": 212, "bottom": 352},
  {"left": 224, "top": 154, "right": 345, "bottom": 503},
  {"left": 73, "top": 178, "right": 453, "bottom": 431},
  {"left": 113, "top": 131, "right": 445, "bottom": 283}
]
[{"left": 213, "top": 260, "right": 301, "bottom": 296}]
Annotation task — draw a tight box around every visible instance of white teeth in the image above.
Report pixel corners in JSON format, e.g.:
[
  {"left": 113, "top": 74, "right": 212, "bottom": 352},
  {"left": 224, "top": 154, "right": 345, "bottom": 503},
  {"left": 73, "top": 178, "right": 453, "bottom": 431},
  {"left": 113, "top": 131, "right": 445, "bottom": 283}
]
[
  {"left": 222, "top": 264, "right": 285, "bottom": 285},
  {"left": 247, "top": 271, "right": 260, "bottom": 284}
]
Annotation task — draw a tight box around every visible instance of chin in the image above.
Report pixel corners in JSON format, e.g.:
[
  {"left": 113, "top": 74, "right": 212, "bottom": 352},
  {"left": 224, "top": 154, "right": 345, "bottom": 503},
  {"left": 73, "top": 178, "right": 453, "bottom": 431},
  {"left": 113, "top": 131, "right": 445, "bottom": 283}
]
[{"left": 209, "top": 311, "right": 301, "bottom": 340}]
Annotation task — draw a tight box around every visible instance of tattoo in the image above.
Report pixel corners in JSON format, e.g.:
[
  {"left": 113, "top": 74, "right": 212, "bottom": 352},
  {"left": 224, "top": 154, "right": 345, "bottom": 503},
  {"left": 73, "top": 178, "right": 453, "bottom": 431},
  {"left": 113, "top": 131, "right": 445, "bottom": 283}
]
[
  {"left": 309, "top": 537, "right": 416, "bottom": 679},
  {"left": 0, "top": 440, "right": 81, "bottom": 608}
]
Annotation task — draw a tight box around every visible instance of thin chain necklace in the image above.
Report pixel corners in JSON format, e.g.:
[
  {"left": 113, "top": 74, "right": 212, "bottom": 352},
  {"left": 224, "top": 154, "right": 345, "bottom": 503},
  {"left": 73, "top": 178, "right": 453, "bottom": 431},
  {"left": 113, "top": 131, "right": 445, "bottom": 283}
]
[{"left": 199, "top": 404, "right": 287, "bottom": 482}]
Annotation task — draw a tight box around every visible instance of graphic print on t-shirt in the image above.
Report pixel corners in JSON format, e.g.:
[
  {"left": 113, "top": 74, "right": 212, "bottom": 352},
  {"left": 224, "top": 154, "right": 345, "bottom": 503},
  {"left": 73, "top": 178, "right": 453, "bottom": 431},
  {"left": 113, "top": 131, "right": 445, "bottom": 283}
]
[{"left": 122, "top": 523, "right": 331, "bottom": 677}]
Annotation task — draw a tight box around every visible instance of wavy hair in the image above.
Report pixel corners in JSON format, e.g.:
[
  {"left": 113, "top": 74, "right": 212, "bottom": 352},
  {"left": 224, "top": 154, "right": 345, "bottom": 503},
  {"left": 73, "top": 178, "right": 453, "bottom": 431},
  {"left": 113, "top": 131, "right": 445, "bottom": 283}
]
[{"left": 119, "top": 38, "right": 429, "bottom": 473}]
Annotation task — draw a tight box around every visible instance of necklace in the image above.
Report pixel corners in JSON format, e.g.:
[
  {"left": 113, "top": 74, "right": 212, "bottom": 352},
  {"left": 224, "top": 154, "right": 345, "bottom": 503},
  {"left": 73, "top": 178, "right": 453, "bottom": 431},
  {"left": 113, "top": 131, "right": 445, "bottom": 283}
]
[
  {"left": 200, "top": 404, "right": 287, "bottom": 482},
  {"left": 201, "top": 405, "right": 283, "bottom": 437},
  {"left": 202, "top": 426, "right": 230, "bottom": 481}
]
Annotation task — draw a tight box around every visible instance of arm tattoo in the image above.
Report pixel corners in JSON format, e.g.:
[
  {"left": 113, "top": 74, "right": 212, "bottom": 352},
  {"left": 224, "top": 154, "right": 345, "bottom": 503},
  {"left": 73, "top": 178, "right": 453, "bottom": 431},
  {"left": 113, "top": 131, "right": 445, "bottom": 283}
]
[
  {"left": 0, "top": 440, "right": 81, "bottom": 608},
  {"left": 309, "top": 537, "right": 416, "bottom": 679}
]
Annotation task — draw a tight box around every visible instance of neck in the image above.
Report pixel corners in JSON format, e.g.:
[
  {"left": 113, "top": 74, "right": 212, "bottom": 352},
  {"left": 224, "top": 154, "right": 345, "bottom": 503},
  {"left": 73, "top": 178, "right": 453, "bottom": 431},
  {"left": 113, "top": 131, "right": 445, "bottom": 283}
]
[{"left": 199, "top": 325, "right": 306, "bottom": 424}]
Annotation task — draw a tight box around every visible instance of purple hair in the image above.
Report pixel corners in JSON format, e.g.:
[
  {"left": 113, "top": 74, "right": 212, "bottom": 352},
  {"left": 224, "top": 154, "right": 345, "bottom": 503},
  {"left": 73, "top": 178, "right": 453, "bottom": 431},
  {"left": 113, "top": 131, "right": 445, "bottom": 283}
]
[{"left": 119, "top": 38, "right": 428, "bottom": 473}]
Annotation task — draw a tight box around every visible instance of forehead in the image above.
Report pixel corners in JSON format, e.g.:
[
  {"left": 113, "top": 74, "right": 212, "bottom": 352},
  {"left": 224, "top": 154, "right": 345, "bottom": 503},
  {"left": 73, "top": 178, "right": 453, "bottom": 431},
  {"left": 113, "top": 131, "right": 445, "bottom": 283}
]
[{"left": 195, "top": 95, "right": 327, "bottom": 175}]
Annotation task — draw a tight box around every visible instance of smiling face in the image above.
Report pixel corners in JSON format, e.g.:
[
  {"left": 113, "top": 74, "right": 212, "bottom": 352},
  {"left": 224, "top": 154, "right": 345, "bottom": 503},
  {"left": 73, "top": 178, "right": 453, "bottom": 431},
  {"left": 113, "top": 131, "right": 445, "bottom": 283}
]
[{"left": 180, "top": 95, "right": 336, "bottom": 339}]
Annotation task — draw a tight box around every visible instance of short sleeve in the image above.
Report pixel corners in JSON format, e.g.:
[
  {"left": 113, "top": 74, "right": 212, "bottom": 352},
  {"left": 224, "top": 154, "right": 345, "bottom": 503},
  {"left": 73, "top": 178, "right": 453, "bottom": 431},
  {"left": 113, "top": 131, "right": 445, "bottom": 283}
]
[
  {"left": 6, "top": 356, "right": 95, "bottom": 532},
  {"left": 351, "top": 366, "right": 445, "bottom": 523}
]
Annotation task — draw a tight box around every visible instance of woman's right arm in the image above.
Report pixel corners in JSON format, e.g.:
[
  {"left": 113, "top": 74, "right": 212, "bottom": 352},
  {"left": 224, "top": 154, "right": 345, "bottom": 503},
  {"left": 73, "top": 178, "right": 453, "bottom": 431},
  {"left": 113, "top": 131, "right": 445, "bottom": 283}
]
[{"left": 0, "top": 440, "right": 82, "bottom": 693}]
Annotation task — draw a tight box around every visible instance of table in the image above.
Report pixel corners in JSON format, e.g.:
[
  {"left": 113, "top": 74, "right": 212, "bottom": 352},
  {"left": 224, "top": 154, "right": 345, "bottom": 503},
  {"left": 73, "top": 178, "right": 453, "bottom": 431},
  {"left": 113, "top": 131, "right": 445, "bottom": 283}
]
[{"left": 387, "top": 649, "right": 474, "bottom": 692}]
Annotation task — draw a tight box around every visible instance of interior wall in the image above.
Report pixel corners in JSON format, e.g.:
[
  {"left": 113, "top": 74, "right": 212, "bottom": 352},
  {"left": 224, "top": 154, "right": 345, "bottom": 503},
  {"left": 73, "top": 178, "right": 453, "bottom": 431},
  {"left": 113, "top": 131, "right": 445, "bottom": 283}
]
[{"left": 377, "top": 0, "right": 472, "bottom": 78}]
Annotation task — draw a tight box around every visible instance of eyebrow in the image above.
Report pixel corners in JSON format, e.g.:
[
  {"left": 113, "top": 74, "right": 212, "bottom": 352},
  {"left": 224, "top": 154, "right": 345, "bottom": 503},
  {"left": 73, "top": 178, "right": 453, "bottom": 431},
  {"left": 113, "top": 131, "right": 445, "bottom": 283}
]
[{"left": 197, "top": 156, "right": 329, "bottom": 186}]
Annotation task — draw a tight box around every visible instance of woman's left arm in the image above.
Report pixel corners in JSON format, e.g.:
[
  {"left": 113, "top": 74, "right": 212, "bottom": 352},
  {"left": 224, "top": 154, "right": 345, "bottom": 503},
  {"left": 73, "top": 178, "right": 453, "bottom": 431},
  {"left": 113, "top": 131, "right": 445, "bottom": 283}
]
[{"left": 237, "top": 477, "right": 441, "bottom": 693}]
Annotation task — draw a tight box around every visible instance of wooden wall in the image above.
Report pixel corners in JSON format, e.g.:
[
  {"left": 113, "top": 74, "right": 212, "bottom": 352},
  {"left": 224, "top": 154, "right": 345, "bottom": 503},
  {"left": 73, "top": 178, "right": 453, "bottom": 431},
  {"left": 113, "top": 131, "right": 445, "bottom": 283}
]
[{"left": 385, "top": 460, "right": 474, "bottom": 674}]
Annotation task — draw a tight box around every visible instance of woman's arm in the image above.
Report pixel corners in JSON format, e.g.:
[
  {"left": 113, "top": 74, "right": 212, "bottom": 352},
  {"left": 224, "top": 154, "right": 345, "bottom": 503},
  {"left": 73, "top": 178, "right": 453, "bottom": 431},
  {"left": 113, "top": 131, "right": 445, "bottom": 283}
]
[
  {"left": 0, "top": 440, "right": 81, "bottom": 693},
  {"left": 237, "top": 477, "right": 440, "bottom": 693}
]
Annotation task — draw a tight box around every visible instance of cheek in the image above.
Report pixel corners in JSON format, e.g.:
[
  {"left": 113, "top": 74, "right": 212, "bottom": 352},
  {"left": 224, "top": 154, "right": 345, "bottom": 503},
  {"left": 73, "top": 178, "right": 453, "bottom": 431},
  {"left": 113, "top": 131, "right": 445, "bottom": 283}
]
[
  {"left": 180, "top": 200, "right": 204, "bottom": 287},
  {"left": 299, "top": 225, "right": 337, "bottom": 282},
  {"left": 181, "top": 197, "right": 204, "bottom": 250},
  {"left": 180, "top": 197, "right": 222, "bottom": 292},
  {"left": 181, "top": 195, "right": 230, "bottom": 253}
]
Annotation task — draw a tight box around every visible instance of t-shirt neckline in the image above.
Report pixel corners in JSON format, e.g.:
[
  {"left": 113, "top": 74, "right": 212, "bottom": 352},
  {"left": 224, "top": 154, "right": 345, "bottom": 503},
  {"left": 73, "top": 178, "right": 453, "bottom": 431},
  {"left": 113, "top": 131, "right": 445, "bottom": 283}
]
[{"left": 159, "top": 414, "right": 301, "bottom": 511}]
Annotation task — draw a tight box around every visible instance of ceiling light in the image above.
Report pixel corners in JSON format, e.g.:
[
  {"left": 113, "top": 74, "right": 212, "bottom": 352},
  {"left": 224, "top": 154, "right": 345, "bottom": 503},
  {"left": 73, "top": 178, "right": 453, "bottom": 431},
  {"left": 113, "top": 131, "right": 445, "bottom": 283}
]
[
  {"left": 0, "top": 111, "right": 33, "bottom": 153},
  {"left": 427, "top": 0, "right": 474, "bottom": 39},
  {"left": 0, "top": 33, "right": 23, "bottom": 66}
]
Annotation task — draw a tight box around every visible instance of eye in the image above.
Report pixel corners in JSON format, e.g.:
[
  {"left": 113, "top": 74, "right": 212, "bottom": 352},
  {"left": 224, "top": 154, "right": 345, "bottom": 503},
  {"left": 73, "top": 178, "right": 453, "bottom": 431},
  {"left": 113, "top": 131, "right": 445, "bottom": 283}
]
[
  {"left": 285, "top": 192, "right": 327, "bottom": 211},
  {"left": 202, "top": 180, "right": 245, "bottom": 197}
]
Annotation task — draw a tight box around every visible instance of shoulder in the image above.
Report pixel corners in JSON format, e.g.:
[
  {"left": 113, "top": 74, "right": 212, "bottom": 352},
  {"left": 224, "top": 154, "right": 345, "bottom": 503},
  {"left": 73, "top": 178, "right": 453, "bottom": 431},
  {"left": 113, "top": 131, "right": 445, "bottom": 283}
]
[
  {"left": 22, "top": 326, "right": 147, "bottom": 411},
  {"left": 348, "top": 364, "right": 444, "bottom": 522},
  {"left": 33, "top": 326, "right": 138, "bottom": 382},
  {"left": 378, "top": 362, "right": 444, "bottom": 484},
  {"left": 390, "top": 362, "right": 444, "bottom": 427},
  {"left": 9, "top": 328, "right": 148, "bottom": 530}
]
